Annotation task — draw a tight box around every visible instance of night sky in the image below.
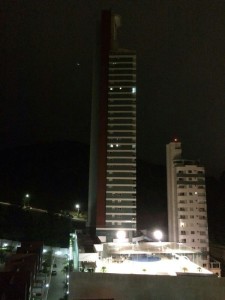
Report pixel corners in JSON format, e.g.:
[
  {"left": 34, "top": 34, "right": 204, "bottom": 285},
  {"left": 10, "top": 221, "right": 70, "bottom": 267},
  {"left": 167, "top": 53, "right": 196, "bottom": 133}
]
[{"left": 1, "top": 0, "right": 225, "bottom": 177}]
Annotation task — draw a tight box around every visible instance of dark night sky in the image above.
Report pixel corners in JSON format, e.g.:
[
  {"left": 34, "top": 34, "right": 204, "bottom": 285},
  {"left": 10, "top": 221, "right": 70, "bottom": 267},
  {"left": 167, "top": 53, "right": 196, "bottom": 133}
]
[{"left": 1, "top": 0, "right": 225, "bottom": 177}]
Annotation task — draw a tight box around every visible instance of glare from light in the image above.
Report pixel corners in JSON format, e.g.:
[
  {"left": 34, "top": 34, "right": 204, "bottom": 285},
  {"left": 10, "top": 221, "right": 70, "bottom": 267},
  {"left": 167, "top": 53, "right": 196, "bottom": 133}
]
[
  {"left": 55, "top": 251, "right": 62, "bottom": 256},
  {"left": 153, "top": 230, "right": 163, "bottom": 242},
  {"left": 46, "top": 284, "right": 49, "bottom": 288},
  {"left": 43, "top": 249, "right": 47, "bottom": 253},
  {"left": 3, "top": 243, "right": 8, "bottom": 247},
  {"left": 25, "top": 194, "right": 30, "bottom": 198},
  {"left": 116, "top": 230, "right": 126, "bottom": 240}
]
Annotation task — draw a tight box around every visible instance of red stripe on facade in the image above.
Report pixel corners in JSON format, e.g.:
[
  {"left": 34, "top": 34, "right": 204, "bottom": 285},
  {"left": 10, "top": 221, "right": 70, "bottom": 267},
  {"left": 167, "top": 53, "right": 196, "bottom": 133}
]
[{"left": 96, "top": 11, "right": 111, "bottom": 227}]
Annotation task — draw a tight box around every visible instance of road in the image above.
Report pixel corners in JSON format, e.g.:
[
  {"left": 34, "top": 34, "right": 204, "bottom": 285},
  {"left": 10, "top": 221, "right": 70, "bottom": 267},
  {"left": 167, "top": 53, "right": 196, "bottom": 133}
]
[{"left": 47, "top": 255, "right": 68, "bottom": 300}]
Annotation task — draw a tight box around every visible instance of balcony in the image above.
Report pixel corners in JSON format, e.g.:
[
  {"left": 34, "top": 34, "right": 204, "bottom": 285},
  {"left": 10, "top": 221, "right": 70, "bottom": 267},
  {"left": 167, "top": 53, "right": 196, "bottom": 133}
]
[
  {"left": 107, "top": 165, "right": 136, "bottom": 171},
  {"left": 106, "top": 186, "right": 136, "bottom": 192},
  {"left": 106, "top": 194, "right": 136, "bottom": 200}
]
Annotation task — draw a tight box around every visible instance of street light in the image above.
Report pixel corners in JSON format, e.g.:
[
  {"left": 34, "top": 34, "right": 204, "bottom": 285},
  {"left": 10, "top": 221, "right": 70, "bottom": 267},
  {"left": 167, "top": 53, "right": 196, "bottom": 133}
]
[
  {"left": 153, "top": 230, "right": 163, "bottom": 242},
  {"left": 75, "top": 204, "right": 80, "bottom": 216},
  {"left": 116, "top": 230, "right": 126, "bottom": 242},
  {"left": 23, "top": 193, "right": 30, "bottom": 208}
]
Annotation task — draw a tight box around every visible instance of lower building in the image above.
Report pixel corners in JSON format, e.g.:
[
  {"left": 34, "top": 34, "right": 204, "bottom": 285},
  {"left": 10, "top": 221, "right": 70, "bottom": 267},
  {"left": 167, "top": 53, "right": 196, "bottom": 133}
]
[
  {"left": 166, "top": 140, "right": 209, "bottom": 268},
  {"left": 69, "top": 232, "right": 224, "bottom": 300}
]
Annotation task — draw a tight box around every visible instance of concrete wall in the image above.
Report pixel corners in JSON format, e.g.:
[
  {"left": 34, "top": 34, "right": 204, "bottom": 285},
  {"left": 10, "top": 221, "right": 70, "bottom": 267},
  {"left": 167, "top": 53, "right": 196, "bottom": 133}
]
[{"left": 69, "top": 272, "right": 225, "bottom": 300}]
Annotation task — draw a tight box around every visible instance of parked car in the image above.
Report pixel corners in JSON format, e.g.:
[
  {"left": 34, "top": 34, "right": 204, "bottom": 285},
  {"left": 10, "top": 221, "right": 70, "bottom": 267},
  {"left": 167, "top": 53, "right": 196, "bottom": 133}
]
[{"left": 51, "top": 270, "right": 57, "bottom": 276}]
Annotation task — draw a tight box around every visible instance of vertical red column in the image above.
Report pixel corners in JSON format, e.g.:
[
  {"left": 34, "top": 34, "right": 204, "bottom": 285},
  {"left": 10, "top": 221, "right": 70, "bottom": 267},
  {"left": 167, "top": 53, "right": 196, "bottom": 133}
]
[{"left": 96, "top": 11, "right": 111, "bottom": 227}]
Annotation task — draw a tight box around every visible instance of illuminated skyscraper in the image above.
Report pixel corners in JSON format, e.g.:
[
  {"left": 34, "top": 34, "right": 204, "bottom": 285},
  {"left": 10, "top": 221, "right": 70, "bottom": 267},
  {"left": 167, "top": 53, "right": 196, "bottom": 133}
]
[
  {"left": 88, "top": 11, "right": 137, "bottom": 242},
  {"left": 166, "top": 140, "right": 209, "bottom": 268}
]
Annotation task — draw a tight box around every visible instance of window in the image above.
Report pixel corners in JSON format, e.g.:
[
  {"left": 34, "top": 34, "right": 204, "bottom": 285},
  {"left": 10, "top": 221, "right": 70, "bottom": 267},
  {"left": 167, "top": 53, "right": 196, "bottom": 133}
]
[
  {"left": 178, "top": 192, "right": 185, "bottom": 196},
  {"left": 179, "top": 208, "right": 185, "bottom": 211},
  {"left": 192, "top": 239, "right": 195, "bottom": 242},
  {"left": 198, "top": 186, "right": 204, "bottom": 189},
  {"left": 181, "top": 239, "right": 186, "bottom": 243},
  {"left": 179, "top": 215, "right": 187, "bottom": 219},
  {"left": 181, "top": 231, "right": 186, "bottom": 235},
  {"left": 191, "top": 231, "right": 195, "bottom": 234},
  {"left": 179, "top": 200, "right": 187, "bottom": 204},
  {"left": 199, "top": 208, "right": 205, "bottom": 212},
  {"left": 190, "top": 215, "right": 194, "bottom": 219}
]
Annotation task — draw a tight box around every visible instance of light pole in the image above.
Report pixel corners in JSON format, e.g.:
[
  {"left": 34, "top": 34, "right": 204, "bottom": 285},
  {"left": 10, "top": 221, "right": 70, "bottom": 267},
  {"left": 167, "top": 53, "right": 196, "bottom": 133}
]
[
  {"left": 75, "top": 204, "right": 80, "bottom": 216},
  {"left": 153, "top": 230, "right": 163, "bottom": 253},
  {"left": 153, "top": 230, "right": 163, "bottom": 242},
  {"left": 23, "top": 193, "right": 30, "bottom": 209},
  {"left": 116, "top": 230, "right": 126, "bottom": 242}
]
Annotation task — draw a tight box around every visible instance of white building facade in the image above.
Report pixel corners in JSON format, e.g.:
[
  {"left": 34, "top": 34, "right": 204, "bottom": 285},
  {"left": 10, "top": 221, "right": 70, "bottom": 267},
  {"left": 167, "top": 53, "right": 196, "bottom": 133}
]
[
  {"left": 166, "top": 140, "right": 209, "bottom": 268},
  {"left": 104, "top": 52, "right": 137, "bottom": 237}
]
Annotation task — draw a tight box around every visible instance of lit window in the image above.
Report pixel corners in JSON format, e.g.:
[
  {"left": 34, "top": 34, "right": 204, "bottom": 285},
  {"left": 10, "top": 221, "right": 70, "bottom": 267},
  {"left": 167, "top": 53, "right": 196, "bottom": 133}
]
[{"left": 132, "top": 87, "right": 136, "bottom": 94}]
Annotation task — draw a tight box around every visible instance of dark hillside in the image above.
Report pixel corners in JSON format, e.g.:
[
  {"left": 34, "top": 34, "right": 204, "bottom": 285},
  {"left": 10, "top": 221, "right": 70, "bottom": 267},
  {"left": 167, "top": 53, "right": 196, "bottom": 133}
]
[
  {"left": 0, "top": 141, "right": 224, "bottom": 245},
  {"left": 0, "top": 141, "right": 89, "bottom": 212}
]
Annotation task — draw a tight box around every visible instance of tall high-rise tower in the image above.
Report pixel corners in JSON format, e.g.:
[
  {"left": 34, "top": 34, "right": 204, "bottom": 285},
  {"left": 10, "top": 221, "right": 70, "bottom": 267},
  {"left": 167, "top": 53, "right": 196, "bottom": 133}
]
[
  {"left": 88, "top": 11, "right": 137, "bottom": 242},
  {"left": 166, "top": 140, "right": 209, "bottom": 268}
]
